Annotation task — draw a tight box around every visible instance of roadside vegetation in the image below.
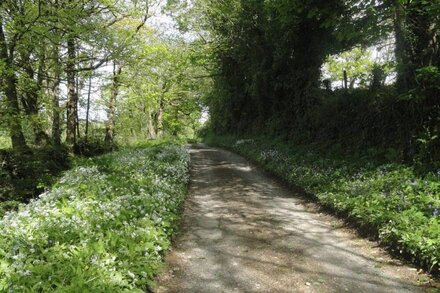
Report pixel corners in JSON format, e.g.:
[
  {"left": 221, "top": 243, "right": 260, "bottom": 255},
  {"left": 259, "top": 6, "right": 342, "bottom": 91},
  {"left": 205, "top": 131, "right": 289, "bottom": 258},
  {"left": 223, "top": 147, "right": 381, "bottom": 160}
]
[
  {"left": 0, "top": 142, "right": 189, "bottom": 291},
  {"left": 205, "top": 135, "right": 440, "bottom": 275}
]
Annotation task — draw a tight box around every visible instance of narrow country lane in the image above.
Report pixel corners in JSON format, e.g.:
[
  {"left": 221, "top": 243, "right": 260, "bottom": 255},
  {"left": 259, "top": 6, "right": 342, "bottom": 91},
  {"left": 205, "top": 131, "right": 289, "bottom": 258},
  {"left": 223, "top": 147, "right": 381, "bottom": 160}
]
[{"left": 155, "top": 145, "right": 430, "bottom": 293}]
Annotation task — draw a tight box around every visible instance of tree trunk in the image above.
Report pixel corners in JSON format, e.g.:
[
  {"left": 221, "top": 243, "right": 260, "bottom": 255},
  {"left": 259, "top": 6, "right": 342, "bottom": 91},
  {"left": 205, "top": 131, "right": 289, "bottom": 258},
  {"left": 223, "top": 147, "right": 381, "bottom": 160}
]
[
  {"left": 349, "top": 78, "right": 356, "bottom": 89},
  {"left": 35, "top": 53, "right": 49, "bottom": 145},
  {"left": 393, "top": 0, "right": 406, "bottom": 90},
  {"left": 51, "top": 46, "right": 62, "bottom": 147},
  {"left": 21, "top": 51, "right": 49, "bottom": 145},
  {"left": 407, "top": 1, "right": 439, "bottom": 68},
  {"left": 75, "top": 75, "right": 84, "bottom": 140},
  {"left": 155, "top": 96, "right": 165, "bottom": 138},
  {"left": 0, "top": 17, "right": 28, "bottom": 152},
  {"left": 155, "top": 81, "right": 169, "bottom": 138},
  {"left": 146, "top": 108, "right": 157, "bottom": 139},
  {"left": 343, "top": 70, "right": 348, "bottom": 90},
  {"left": 85, "top": 74, "right": 92, "bottom": 141},
  {"left": 105, "top": 62, "right": 122, "bottom": 145},
  {"left": 393, "top": 0, "right": 439, "bottom": 92},
  {"left": 3, "top": 72, "right": 28, "bottom": 152},
  {"left": 66, "top": 37, "right": 77, "bottom": 146},
  {"left": 51, "top": 82, "right": 62, "bottom": 147},
  {"left": 393, "top": 0, "right": 414, "bottom": 92}
]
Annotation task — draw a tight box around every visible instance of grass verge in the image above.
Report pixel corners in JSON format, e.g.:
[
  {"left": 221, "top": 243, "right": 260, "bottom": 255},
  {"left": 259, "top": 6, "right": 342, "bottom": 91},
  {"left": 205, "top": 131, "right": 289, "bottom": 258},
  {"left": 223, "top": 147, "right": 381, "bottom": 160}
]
[
  {"left": 205, "top": 134, "right": 440, "bottom": 276},
  {"left": 0, "top": 142, "right": 189, "bottom": 292}
]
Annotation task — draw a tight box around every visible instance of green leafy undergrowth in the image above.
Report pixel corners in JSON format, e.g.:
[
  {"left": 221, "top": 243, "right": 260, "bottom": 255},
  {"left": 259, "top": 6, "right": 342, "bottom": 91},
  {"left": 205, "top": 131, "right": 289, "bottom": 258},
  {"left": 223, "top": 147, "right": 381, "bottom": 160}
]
[
  {"left": 0, "top": 143, "right": 189, "bottom": 292},
  {"left": 205, "top": 135, "right": 440, "bottom": 275},
  {"left": 0, "top": 145, "right": 70, "bottom": 207}
]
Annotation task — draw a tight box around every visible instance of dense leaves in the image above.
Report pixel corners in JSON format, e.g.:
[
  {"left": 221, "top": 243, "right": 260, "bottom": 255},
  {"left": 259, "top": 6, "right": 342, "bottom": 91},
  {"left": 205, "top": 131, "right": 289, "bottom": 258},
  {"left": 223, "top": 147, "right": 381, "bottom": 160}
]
[
  {"left": 196, "top": 0, "right": 440, "bottom": 278},
  {"left": 193, "top": 0, "right": 387, "bottom": 134},
  {"left": 190, "top": 0, "right": 440, "bottom": 161},
  {"left": 0, "top": 142, "right": 189, "bottom": 291}
]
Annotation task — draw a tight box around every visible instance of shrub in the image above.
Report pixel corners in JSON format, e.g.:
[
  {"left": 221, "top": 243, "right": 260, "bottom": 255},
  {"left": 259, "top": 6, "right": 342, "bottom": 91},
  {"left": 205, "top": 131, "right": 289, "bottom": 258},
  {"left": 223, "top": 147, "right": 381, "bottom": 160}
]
[
  {"left": 0, "top": 146, "right": 70, "bottom": 203},
  {"left": 76, "top": 136, "right": 115, "bottom": 157}
]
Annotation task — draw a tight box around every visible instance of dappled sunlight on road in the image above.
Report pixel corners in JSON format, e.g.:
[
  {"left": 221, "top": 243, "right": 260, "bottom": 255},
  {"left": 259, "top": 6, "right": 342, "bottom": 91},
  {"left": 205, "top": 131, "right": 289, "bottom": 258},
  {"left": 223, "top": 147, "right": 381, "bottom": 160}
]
[{"left": 155, "top": 145, "right": 424, "bottom": 293}]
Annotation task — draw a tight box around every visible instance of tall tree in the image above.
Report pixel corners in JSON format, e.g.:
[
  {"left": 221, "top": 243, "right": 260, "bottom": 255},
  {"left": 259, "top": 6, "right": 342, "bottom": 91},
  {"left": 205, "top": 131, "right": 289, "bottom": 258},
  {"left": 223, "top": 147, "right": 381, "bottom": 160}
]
[
  {"left": 387, "top": 0, "right": 440, "bottom": 92},
  {"left": 0, "top": 16, "right": 29, "bottom": 152},
  {"left": 104, "top": 61, "right": 122, "bottom": 144}
]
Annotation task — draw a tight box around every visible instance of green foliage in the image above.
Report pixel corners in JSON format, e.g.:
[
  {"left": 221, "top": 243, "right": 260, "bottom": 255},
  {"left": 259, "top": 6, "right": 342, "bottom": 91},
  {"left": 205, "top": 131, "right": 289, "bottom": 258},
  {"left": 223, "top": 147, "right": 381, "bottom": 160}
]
[
  {"left": 190, "top": 0, "right": 387, "bottom": 134},
  {"left": 0, "top": 142, "right": 189, "bottom": 291},
  {"left": 0, "top": 146, "right": 70, "bottom": 203},
  {"left": 0, "top": 135, "right": 10, "bottom": 150},
  {"left": 115, "top": 38, "right": 206, "bottom": 143},
  {"left": 207, "top": 85, "right": 439, "bottom": 163},
  {"left": 323, "top": 46, "right": 394, "bottom": 90},
  {"left": 392, "top": 0, "right": 440, "bottom": 92},
  {"left": 206, "top": 135, "right": 440, "bottom": 274},
  {"left": 76, "top": 136, "right": 115, "bottom": 157},
  {"left": 0, "top": 200, "right": 19, "bottom": 218},
  {"left": 191, "top": 0, "right": 439, "bottom": 163},
  {"left": 324, "top": 47, "right": 375, "bottom": 88},
  {"left": 416, "top": 66, "right": 440, "bottom": 96}
]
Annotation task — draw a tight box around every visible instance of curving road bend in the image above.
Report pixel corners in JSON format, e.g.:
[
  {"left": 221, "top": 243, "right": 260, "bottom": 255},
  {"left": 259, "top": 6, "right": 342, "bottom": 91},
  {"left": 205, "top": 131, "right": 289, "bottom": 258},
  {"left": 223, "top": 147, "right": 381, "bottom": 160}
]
[{"left": 155, "top": 145, "right": 434, "bottom": 293}]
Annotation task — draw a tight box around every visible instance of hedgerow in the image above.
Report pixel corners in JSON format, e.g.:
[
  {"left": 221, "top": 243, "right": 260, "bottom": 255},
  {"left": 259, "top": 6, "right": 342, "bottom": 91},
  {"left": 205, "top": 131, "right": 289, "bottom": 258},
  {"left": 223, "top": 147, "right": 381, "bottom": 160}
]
[
  {"left": 206, "top": 135, "right": 440, "bottom": 275},
  {"left": 0, "top": 143, "right": 189, "bottom": 292}
]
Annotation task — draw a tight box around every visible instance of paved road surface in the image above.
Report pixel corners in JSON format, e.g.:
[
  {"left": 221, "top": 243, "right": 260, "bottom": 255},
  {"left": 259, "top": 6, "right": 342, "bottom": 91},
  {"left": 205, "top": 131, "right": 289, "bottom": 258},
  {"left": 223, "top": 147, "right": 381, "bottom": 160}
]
[{"left": 155, "top": 145, "right": 432, "bottom": 293}]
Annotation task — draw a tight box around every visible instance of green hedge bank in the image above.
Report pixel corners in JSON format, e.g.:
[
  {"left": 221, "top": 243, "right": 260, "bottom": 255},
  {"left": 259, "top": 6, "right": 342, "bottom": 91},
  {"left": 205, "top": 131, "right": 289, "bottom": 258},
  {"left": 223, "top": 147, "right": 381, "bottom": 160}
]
[{"left": 205, "top": 135, "right": 440, "bottom": 276}]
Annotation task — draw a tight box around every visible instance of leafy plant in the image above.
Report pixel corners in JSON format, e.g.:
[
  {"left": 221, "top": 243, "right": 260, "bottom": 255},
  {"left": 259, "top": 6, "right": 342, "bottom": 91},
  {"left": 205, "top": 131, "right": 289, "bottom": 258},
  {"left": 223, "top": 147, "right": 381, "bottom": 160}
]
[{"left": 0, "top": 142, "right": 189, "bottom": 291}]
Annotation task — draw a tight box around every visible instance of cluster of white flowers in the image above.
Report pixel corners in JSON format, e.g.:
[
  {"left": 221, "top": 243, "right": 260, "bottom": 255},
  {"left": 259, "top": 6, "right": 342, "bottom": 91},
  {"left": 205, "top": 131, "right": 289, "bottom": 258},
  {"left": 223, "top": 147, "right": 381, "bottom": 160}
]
[
  {"left": 235, "top": 139, "right": 254, "bottom": 146},
  {"left": 259, "top": 149, "right": 285, "bottom": 162},
  {"left": 0, "top": 143, "right": 190, "bottom": 291}
]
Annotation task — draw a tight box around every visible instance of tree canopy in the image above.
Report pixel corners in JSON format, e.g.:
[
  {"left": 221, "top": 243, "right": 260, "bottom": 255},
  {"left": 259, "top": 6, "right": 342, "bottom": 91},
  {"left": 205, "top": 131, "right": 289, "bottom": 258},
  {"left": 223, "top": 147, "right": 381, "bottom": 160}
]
[
  {"left": 0, "top": 0, "right": 206, "bottom": 154},
  {"left": 167, "top": 0, "right": 439, "bottom": 160}
]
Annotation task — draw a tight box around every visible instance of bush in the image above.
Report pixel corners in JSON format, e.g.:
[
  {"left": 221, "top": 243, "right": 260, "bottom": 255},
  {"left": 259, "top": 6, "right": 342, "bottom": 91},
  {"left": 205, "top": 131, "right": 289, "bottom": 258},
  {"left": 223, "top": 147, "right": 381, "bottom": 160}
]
[
  {"left": 0, "top": 142, "right": 189, "bottom": 291},
  {"left": 312, "top": 86, "right": 440, "bottom": 163},
  {"left": 0, "top": 146, "right": 70, "bottom": 203},
  {"left": 76, "top": 136, "right": 115, "bottom": 157}
]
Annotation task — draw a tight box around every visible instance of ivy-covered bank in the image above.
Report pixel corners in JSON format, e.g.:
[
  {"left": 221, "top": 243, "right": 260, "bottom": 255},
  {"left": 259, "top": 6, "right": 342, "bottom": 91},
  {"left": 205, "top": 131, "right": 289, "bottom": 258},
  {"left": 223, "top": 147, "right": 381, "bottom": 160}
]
[
  {"left": 0, "top": 143, "right": 189, "bottom": 292},
  {"left": 205, "top": 135, "right": 440, "bottom": 275}
]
